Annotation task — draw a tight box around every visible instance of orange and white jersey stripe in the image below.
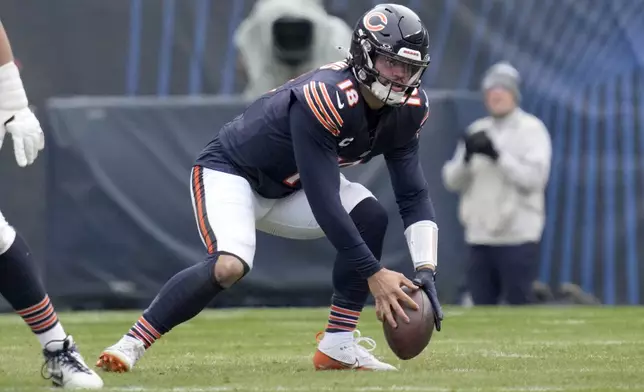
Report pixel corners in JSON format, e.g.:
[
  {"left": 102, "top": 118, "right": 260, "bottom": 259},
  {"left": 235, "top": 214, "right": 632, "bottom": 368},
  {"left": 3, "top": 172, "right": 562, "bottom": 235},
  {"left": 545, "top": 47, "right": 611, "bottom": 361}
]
[
  {"left": 302, "top": 81, "right": 345, "bottom": 136},
  {"left": 421, "top": 106, "right": 430, "bottom": 127},
  {"left": 410, "top": 88, "right": 430, "bottom": 138},
  {"left": 405, "top": 88, "right": 423, "bottom": 106},
  {"left": 420, "top": 89, "right": 430, "bottom": 127}
]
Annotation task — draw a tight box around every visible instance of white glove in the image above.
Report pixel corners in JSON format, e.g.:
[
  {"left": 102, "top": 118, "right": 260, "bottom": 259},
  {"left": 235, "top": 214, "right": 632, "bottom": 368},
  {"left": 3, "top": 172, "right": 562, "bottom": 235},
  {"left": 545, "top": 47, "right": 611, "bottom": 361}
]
[
  {"left": 0, "top": 61, "right": 45, "bottom": 167},
  {"left": 1, "top": 108, "right": 45, "bottom": 167}
]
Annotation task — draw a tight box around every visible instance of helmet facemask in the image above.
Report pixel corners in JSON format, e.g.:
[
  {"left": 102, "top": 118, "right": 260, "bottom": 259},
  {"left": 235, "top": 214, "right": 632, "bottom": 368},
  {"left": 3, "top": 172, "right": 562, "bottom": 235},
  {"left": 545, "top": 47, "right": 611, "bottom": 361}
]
[{"left": 353, "top": 38, "right": 429, "bottom": 106}]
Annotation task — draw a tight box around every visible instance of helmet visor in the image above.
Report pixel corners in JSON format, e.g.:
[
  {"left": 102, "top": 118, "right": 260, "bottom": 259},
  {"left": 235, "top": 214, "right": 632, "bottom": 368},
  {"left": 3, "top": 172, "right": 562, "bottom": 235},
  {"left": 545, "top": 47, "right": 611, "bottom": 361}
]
[{"left": 371, "top": 49, "right": 428, "bottom": 91}]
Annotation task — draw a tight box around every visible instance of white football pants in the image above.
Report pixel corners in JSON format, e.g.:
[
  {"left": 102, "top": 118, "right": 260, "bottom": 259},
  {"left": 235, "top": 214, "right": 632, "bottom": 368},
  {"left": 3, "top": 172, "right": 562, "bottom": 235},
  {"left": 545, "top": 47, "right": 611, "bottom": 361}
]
[
  {"left": 0, "top": 209, "right": 17, "bottom": 255},
  {"left": 189, "top": 166, "right": 375, "bottom": 269}
]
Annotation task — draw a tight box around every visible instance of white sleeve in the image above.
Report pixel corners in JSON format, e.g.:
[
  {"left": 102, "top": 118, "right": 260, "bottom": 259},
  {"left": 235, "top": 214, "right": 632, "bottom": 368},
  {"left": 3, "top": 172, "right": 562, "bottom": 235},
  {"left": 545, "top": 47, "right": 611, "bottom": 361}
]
[
  {"left": 442, "top": 141, "right": 472, "bottom": 192},
  {"left": 404, "top": 220, "right": 438, "bottom": 270},
  {"left": 0, "top": 61, "right": 28, "bottom": 124},
  {"left": 497, "top": 121, "right": 552, "bottom": 192}
]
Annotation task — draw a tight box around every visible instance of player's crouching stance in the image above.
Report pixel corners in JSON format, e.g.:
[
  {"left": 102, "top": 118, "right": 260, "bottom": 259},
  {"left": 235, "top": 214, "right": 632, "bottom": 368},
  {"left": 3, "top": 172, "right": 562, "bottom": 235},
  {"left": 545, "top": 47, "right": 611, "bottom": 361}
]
[
  {"left": 0, "top": 22, "right": 103, "bottom": 389},
  {"left": 97, "top": 3, "right": 443, "bottom": 373}
]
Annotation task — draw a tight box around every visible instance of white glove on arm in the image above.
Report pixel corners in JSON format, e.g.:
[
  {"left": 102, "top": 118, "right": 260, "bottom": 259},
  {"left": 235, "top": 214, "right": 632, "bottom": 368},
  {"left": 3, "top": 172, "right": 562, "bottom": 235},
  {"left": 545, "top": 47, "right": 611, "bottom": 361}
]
[{"left": 0, "top": 61, "right": 44, "bottom": 167}]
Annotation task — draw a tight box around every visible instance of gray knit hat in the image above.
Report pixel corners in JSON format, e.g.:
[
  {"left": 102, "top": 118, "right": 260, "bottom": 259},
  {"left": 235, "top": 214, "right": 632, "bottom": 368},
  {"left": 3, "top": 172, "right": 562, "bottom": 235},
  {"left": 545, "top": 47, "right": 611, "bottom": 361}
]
[{"left": 481, "top": 61, "right": 520, "bottom": 101}]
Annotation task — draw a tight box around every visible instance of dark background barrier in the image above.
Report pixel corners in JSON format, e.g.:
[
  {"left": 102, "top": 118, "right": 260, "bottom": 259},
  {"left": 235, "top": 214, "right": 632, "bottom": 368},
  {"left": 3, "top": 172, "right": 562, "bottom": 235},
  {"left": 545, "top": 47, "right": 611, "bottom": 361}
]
[
  {"left": 0, "top": 0, "right": 643, "bottom": 309},
  {"left": 41, "top": 92, "right": 484, "bottom": 309}
]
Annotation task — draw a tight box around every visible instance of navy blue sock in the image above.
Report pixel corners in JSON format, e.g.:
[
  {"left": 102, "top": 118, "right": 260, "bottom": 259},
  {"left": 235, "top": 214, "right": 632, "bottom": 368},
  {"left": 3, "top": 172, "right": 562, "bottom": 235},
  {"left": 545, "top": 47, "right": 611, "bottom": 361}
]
[
  {"left": 0, "top": 234, "right": 60, "bottom": 334},
  {"left": 126, "top": 253, "right": 224, "bottom": 348},
  {"left": 326, "top": 198, "right": 388, "bottom": 333}
]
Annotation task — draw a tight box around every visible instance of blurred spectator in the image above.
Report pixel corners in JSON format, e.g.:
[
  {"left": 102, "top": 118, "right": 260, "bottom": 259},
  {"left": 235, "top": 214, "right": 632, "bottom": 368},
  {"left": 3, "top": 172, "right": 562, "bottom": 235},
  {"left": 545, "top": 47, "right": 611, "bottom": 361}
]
[
  {"left": 234, "top": 0, "right": 351, "bottom": 99},
  {"left": 442, "top": 62, "right": 552, "bottom": 306}
]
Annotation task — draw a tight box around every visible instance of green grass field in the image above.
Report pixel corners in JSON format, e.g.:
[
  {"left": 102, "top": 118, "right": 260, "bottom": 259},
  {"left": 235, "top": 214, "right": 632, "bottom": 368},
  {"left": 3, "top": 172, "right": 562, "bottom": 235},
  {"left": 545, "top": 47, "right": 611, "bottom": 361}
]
[{"left": 1, "top": 306, "right": 643, "bottom": 391}]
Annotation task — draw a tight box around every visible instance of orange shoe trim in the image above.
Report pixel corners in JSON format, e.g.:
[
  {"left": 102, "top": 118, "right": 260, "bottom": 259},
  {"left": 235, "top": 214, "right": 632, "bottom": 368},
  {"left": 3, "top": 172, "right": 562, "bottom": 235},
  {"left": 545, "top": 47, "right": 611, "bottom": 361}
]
[
  {"left": 313, "top": 350, "right": 366, "bottom": 371},
  {"left": 96, "top": 352, "right": 130, "bottom": 373}
]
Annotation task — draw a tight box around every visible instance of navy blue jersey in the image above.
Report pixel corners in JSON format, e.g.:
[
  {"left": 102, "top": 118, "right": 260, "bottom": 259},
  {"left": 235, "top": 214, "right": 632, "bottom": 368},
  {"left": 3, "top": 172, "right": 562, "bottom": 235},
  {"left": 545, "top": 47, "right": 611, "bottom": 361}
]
[{"left": 195, "top": 60, "right": 434, "bottom": 278}]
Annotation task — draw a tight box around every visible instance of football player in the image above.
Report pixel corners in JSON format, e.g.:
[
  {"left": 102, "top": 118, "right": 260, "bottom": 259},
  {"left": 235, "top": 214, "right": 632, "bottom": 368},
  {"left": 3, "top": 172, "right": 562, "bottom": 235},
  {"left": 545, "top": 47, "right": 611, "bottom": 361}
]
[
  {"left": 98, "top": 3, "right": 443, "bottom": 372},
  {"left": 0, "top": 21, "right": 103, "bottom": 388}
]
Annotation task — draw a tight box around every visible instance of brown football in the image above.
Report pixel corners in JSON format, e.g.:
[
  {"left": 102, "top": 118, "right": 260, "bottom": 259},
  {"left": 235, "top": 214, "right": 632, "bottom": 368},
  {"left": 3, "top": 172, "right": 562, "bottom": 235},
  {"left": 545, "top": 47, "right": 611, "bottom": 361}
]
[{"left": 382, "top": 287, "right": 434, "bottom": 360}]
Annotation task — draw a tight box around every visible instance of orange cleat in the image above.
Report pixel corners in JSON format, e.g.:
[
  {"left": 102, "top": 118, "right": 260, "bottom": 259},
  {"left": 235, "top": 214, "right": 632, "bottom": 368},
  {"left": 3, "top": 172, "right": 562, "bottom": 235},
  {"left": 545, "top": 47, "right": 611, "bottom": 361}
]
[
  {"left": 313, "top": 330, "right": 397, "bottom": 371},
  {"left": 95, "top": 336, "right": 145, "bottom": 373},
  {"left": 96, "top": 352, "right": 129, "bottom": 373}
]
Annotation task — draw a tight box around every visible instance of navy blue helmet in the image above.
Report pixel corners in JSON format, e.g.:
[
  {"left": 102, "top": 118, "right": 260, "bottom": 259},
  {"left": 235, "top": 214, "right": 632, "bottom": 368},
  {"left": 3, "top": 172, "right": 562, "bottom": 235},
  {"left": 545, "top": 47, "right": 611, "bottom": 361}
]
[{"left": 349, "top": 4, "right": 430, "bottom": 106}]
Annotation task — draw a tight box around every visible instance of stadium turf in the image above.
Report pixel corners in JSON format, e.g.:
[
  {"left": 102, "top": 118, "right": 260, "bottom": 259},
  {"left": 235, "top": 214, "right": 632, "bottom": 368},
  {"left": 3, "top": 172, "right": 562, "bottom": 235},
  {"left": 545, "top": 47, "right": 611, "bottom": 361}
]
[{"left": 0, "top": 306, "right": 643, "bottom": 391}]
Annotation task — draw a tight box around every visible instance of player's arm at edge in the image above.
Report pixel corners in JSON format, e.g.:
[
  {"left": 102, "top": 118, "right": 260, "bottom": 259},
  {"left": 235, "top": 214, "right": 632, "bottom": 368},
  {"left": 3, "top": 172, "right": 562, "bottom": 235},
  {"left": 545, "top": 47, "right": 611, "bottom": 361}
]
[
  {"left": 0, "top": 20, "right": 15, "bottom": 64},
  {"left": 0, "top": 19, "right": 42, "bottom": 169},
  {"left": 289, "top": 98, "right": 383, "bottom": 279},
  {"left": 0, "top": 20, "right": 27, "bottom": 120}
]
